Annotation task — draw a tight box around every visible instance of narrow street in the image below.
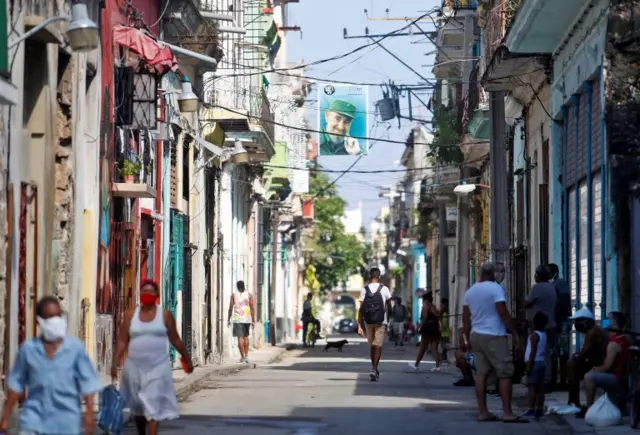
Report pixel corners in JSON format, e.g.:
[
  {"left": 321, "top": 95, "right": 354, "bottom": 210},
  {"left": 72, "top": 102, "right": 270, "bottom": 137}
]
[{"left": 148, "top": 337, "right": 568, "bottom": 435}]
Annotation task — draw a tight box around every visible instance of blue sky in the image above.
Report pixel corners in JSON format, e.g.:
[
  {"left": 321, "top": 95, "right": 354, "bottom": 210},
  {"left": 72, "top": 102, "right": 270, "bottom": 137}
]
[{"left": 287, "top": 0, "right": 439, "bottom": 228}]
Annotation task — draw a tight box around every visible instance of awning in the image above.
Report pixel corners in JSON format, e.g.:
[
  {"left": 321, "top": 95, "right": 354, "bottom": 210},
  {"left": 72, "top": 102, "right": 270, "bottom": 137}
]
[
  {"left": 113, "top": 25, "right": 177, "bottom": 73},
  {"left": 190, "top": 131, "right": 226, "bottom": 156}
]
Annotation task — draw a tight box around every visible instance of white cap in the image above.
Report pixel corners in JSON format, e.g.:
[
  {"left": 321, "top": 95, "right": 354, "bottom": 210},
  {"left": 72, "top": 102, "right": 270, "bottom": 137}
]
[{"left": 569, "top": 307, "right": 595, "bottom": 320}]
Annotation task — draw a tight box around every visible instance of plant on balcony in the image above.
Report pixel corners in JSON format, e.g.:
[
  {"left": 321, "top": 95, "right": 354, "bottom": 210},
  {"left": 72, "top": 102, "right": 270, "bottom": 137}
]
[
  {"left": 119, "top": 158, "right": 142, "bottom": 183},
  {"left": 428, "top": 105, "right": 463, "bottom": 164}
]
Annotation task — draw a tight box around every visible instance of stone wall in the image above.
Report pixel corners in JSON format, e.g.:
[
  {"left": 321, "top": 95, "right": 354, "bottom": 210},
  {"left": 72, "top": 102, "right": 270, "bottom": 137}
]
[
  {"left": 53, "top": 58, "right": 75, "bottom": 309},
  {"left": 0, "top": 108, "right": 8, "bottom": 392}
]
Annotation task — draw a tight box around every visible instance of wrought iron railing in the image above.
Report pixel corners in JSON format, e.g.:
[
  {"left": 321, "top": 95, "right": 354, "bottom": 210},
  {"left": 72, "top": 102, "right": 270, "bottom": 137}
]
[
  {"left": 482, "top": 0, "right": 521, "bottom": 64},
  {"left": 112, "top": 130, "right": 156, "bottom": 188}
]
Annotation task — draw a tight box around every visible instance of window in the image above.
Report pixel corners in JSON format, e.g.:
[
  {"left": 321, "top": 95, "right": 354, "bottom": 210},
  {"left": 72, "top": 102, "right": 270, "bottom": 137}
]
[
  {"left": 569, "top": 187, "right": 576, "bottom": 308},
  {"left": 592, "top": 172, "right": 602, "bottom": 320},
  {"left": 579, "top": 181, "right": 588, "bottom": 308}
]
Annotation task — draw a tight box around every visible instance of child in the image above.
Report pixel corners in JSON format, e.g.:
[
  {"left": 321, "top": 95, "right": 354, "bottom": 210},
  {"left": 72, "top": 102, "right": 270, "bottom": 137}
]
[{"left": 523, "top": 311, "right": 549, "bottom": 418}]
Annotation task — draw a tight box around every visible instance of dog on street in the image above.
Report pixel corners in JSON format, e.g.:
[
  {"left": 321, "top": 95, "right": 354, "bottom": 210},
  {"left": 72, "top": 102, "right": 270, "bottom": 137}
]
[{"left": 323, "top": 339, "right": 348, "bottom": 352}]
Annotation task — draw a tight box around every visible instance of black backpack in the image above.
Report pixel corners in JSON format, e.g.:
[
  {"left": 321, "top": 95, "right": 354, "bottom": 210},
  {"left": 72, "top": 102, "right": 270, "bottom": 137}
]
[{"left": 362, "top": 285, "right": 386, "bottom": 324}]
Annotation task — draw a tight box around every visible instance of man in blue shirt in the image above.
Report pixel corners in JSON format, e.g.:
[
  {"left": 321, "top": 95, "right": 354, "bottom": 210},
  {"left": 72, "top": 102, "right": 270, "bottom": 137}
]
[{"left": 0, "top": 296, "right": 103, "bottom": 434}]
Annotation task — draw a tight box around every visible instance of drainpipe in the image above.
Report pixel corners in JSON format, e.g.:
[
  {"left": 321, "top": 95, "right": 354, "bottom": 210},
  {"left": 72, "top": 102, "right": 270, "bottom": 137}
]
[
  {"left": 599, "top": 71, "right": 607, "bottom": 319},
  {"left": 562, "top": 106, "right": 569, "bottom": 300},
  {"left": 154, "top": 139, "right": 163, "bottom": 287},
  {"left": 585, "top": 82, "right": 593, "bottom": 311},
  {"left": 571, "top": 95, "right": 581, "bottom": 349}
]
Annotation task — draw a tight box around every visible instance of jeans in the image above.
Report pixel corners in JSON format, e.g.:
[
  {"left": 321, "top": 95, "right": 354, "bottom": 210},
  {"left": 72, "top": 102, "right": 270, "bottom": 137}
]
[{"left": 544, "top": 328, "right": 558, "bottom": 384}]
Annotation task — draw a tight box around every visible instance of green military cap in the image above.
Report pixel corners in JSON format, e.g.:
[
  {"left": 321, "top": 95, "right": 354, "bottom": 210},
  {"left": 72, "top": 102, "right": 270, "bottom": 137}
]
[{"left": 327, "top": 99, "right": 357, "bottom": 119}]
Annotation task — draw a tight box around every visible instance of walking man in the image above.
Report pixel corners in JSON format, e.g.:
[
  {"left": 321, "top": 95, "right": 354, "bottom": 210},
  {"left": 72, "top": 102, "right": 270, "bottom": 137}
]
[
  {"left": 549, "top": 263, "right": 571, "bottom": 389},
  {"left": 228, "top": 280, "right": 255, "bottom": 363},
  {"left": 358, "top": 267, "right": 392, "bottom": 381},
  {"left": 462, "top": 263, "right": 527, "bottom": 423},
  {"left": 390, "top": 297, "right": 406, "bottom": 346}
]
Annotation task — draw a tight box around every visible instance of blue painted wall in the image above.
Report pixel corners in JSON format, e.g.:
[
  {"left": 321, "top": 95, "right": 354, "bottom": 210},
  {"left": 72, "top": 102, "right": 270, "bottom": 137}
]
[{"left": 550, "top": 0, "right": 615, "bottom": 319}]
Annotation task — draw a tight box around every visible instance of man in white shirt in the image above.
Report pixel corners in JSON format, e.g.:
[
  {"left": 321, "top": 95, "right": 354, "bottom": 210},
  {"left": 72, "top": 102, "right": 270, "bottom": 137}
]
[
  {"left": 463, "top": 263, "right": 525, "bottom": 423},
  {"left": 357, "top": 267, "right": 392, "bottom": 382}
]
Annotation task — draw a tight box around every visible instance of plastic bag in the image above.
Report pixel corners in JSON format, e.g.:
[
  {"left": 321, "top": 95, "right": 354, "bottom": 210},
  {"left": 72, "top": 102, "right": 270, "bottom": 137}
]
[
  {"left": 584, "top": 394, "right": 621, "bottom": 427},
  {"left": 98, "top": 385, "right": 125, "bottom": 434}
]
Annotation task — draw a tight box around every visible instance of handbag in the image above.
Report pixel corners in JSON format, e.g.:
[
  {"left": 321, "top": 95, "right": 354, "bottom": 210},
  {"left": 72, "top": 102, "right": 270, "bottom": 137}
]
[{"left": 98, "top": 385, "right": 125, "bottom": 435}]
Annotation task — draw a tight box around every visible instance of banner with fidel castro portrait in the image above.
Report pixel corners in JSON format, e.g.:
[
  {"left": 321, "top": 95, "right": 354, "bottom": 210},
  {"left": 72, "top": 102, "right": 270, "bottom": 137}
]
[{"left": 317, "top": 83, "right": 369, "bottom": 156}]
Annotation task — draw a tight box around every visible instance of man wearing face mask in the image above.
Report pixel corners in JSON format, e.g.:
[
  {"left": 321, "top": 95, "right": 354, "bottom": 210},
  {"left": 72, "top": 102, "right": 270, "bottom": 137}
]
[{"left": 1, "top": 296, "right": 103, "bottom": 435}]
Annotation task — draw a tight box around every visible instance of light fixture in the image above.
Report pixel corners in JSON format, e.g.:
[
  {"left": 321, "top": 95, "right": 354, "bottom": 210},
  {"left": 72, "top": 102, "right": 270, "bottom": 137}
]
[
  {"left": 177, "top": 76, "right": 199, "bottom": 113},
  {"left": 454, "top": 183, "right": 477, "bottom": 195},
  {"left": 9, "top": 2, "right": 99, "bottom": 52},
  {"left": 231, "top": 141, "right": 249, "bottom": 165},
  {"left": 66, "top": 3, "right": 99, "bottom": 52}
]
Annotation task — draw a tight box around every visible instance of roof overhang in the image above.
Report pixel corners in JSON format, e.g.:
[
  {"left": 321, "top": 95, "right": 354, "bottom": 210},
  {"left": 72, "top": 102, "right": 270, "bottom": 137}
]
[{"left": 481, "top": 46, "right": 550, "bottom": 92}]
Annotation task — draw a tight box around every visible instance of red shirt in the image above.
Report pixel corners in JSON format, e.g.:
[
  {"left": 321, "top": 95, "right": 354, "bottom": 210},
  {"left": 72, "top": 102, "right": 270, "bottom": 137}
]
[{"left": 610, "top": 333, "right": 631, "bottom": 380}]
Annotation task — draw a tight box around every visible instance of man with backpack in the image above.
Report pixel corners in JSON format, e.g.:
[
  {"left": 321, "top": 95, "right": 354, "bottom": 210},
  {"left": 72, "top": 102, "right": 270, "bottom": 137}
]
[{"left": 357, "top": 267, "right": 393, "bottom": 381}]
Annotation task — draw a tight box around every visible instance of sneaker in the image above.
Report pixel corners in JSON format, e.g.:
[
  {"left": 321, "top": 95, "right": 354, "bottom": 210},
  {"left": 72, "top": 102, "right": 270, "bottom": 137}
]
[
  {"left": 243, "top": 358, "right": 250, "bottom": 364},
  {"left": 376, "top": 369, "right": 380, "bottom": 380},
  {"left": 453, "top": 379, "right": 475, "bottom": 387},
  {"left": 408, "top": 362, "right": 419, "bottom": 371},
  {"left": 430, "top": 366, "right": 441, "bottom": 372},
  {"left": 521, "top": 409, "right": 537, "bottom": 418},
  {"left": 369, "top": 370, "right": 378, "bottom": 382},
  {"left": 486, "top": 389, "right": 499, "bottom": 397},
  {"left": 535, "top": 409, "right": 544, "bottom": 418}
]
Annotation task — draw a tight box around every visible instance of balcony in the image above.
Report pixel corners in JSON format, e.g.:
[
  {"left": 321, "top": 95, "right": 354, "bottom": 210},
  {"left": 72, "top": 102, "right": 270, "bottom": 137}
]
[
  {"left": 161, "top": 0, "right": 222, "bottom": 66},
  {"left": 112, "top": 136, "right": 157, "bottom": 199},
  {"left": 505, "top": 0, "right": 586, "bottom": 54},
  {"left": 480, "top": 0, "right": 550, "bottom": 92}
]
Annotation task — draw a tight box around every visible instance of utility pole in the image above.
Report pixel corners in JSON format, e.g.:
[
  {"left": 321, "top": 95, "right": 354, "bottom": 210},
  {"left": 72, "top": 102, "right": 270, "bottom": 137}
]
[
  {"left": 489, "top": 91, "right": 509, "bottom": 286},
  {"left": 453, "top": 13, "right": 475, "bottom": 346},
  {"left": 269, "top": 207, "right": 279, "bottom": 347},
  {"left": 437, "top": 197, "right": 448, "bottom": 299}
]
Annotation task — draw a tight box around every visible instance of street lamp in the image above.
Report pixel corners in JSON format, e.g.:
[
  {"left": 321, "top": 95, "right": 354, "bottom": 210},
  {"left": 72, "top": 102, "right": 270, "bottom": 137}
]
[
  {"left": 176, "top": 76, "right": 199, "bottom": 113},
  {"left": 9, "top": 3, "right": 99, "bottom": 52},
  {"left": 231, "top": 140, "right": 249, "bottom": 165},
  {"left": 453, "top": 183, "right": 490, "bottom": 196}
]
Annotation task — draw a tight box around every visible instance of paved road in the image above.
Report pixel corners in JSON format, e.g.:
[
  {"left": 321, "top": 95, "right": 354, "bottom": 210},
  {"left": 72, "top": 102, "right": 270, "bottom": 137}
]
[{"left": 140, "top": 337, "right": 570, "bottom": 434}]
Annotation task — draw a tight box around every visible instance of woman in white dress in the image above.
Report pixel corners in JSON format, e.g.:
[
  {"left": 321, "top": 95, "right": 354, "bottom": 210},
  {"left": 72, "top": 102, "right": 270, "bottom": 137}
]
[{"left": 111, "top": 280, "right": 193, "bottom": 435}]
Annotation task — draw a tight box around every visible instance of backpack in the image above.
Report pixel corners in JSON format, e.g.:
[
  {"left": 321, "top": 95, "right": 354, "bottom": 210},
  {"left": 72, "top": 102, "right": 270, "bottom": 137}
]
[
  {"left": 362, "top": 285, "right": 386, "bottom": 324},
  {"left": 392, "top": 304, "right": 405, "bottom": 322}
]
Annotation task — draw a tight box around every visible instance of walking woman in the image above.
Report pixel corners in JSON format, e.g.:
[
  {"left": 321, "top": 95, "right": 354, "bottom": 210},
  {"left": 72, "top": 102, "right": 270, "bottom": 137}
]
[
  {"left": 1, "top": 296, "right": 103, "bottom": 434},
  {"left": 111, "top": 280, "right": 193, "bottom": 435},
  {"left": 409, "top": 293, "right": 442, "bottom": 372}
]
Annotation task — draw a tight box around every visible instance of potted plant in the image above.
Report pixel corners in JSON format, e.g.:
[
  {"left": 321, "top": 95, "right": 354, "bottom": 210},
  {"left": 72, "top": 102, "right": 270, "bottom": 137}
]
[{"left": 119, "top": 158, "right": 142, "bottom": 183}]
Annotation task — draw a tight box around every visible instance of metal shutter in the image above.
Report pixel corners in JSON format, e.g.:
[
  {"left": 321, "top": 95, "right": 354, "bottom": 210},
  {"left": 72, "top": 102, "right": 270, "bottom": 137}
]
[
  {"left": 577, "top": 93, "right": 588, "bottom": 182},
  {"left": 566, "top": 104, "right": 576, "bottom": 186},
  {"left": 591, "top": 80, "right": 603, "bottom": 169}
]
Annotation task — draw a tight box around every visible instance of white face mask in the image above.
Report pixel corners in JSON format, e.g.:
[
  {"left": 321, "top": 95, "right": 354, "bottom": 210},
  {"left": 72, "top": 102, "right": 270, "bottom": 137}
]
[{"left": 37, "top": 315, "right": 67, "bottom": 342}]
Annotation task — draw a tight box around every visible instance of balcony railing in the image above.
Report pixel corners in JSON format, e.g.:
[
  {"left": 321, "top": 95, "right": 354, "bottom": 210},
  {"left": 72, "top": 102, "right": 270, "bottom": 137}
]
[
  {"left": 482, "top": 0, "right": 520, "bottom": 64},
  {"left": 112, "top": 131, "right": 157, "bottom": 199},
  {"left": 462, "top": 65, "right": 489, "bottom": 130},
  {"left": 443, "top": 0, "right": 478, "bottom": 9}
]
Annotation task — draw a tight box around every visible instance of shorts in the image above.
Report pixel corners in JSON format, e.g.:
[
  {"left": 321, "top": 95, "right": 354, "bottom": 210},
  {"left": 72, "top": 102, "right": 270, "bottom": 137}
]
[
  {"left": 526, "top": 361, "right": 546, "bottom": 386},
  {"left": 232, "top": 323, "right": 250, "bottom": 337},
  {"left": 585, "top": 371, "right": 619, "bottom": 392},
  {"left": 366, "top": 323, "right": 386, "bottom": 347},
  {"left": 469, "top": 332, "right": 514, "bottom": 379}
]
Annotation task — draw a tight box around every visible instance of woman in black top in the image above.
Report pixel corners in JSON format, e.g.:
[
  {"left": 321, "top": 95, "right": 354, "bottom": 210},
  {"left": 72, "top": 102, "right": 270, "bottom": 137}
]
[{"left": 409, "top": 293, "right": 442, "bottom": 372}]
